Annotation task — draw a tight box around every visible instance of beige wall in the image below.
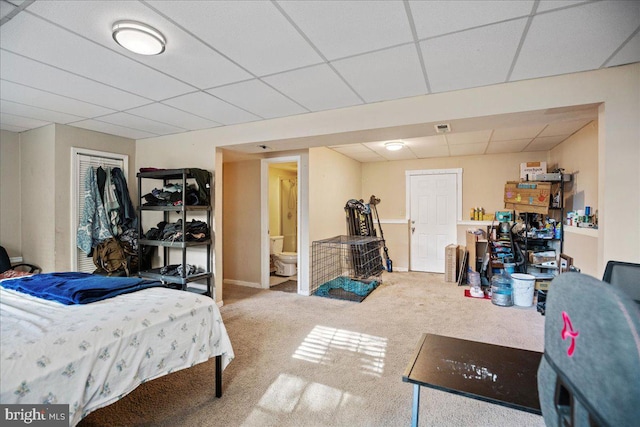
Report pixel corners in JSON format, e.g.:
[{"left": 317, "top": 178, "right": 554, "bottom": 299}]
[
  {"left": 20, "top": 125, "right": 56, "bottom": 272},
  {"left": 222, "top": 160, "right": 261, "bottom": 286},
  {"left": 361, "top": 151, "right": 548, "bottom": 270},
  {"left": 4, "top": 124, "right": 135, "bottom": 272},
  {"left": 0, "top": 130, "right": 21, "bottom": 256},
  {"left": 549, "top": 120, "right": 599, "bottom": 276},
  {"left": 5, "top": 66, "right": 636, "bottom": 295},
  {"left": 309, "top": 147, "right": 362, "bottom": 243},
  {"left": 54, "top": 124, "right": 136, "bottom": 271},
  {"left": 135, "top": 63, "right": 639, "bottom": 289},
  {"left": 564, "top": 231, "right": 599, "bottom": 278},
  {"left": 550, "top": 121, "right": 599, "bottom": 213}
]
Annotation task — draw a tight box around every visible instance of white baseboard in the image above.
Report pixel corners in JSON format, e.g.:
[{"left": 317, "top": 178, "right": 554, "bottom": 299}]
[
  {"left": 388, "top": 266, "right": 409, "bottom": 272},
  {"left": 9, "top": 257, "right": 23, "bottom": 264},
  {"left": 223, "top": 279, "right": 262, "bottom": 289}
]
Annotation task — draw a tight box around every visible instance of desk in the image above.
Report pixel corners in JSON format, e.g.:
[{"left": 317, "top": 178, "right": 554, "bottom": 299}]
[{"left": 402, "top": 334, "right": 542, "bottom": 426}]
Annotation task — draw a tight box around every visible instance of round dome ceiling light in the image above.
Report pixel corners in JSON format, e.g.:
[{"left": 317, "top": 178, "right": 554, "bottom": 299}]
[
  {"left": 112, "top": 21, "right": 166, "bottom": 55},
  {"left": 384, "top": 141, "right": 405, "bottom": 151}
]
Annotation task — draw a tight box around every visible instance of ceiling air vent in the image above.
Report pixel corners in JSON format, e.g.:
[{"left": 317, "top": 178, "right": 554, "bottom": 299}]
[{"left": 434, "top": 123, "right": 451, "bottom": 133}]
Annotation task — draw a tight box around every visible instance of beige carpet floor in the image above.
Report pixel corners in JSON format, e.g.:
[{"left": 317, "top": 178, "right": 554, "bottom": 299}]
[{"left": 80, "top": 271, "right": 546, "bottom": 427}]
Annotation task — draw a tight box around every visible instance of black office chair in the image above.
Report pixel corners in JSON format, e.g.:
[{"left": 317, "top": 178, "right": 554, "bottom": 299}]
[
  {"left": 0, "top": 245, "right": 41, "bottom": 275},
  {"left": 537, "top": 273, "right": 640, "bottom": 426},
  {"left": 602, "top": 260, "right": 640, "bottom": 303}
]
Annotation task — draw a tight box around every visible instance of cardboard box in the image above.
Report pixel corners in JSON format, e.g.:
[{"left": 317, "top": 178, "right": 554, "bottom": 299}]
[
  {"left": 530, "top": 251, "right": 557, "bottom": 264},
  {"left": 536, "top": 281, "right": 552, "bottom": 291},
  {"left": 520, "top": 161, "right": 547, "bottom": 180},
  {"left": 445, "top": 244, "right": 459, "bottom": 283},
  {"left": 504, "top": 181, "right": 552, "bottom": 208}
]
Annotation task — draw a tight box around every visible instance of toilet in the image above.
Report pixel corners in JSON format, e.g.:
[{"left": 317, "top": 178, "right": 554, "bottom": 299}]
[{"left": 270, "top": 235, "right": 297, "bottom": 277}]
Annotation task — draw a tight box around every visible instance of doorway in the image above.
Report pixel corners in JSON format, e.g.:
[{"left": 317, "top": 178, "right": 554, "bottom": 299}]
[
  {"left": 268, "top": 162, "right": 298, "bottom": 288},
  {"left": 406, "top": 169, "right": 462, "bottom": 273},
  {"left": 261, "top": 155, "right": 309, "bottom": 294}
]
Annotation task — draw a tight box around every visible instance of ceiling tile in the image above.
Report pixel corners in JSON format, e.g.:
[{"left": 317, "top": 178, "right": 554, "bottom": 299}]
[
  {"left": 491, "top": 124, "right": 545, "bottom": 141},
  {"left": 347, "top": 151, "right": 386, "bottom": 162},
  {"left": 409, "top": 0, "right": 534, "bottom": 39},
  {"left": 421, "top": 18, "right": 527, "bottom": 93},
  {"left": 277, "top": 0, "right": 413, "bottom": 60},
  {"left": 330, "top": 144, "right": 375, "bottom": 154},
  {"left": 524, "top": 135, "right": 569, "bottom": 151},
  {"left": 332, "top": 44, "right": 427, "bottom": 103},
  {"left": 607, "top": 30, "right": 640, "bottom": 67},
  {"left": 0, "top": 123, "right": 27, "bottom": 132},
  {"left": 263, "top": 64, "right": 362, "bottom": 112},
  {"left": 147, "top": 0, "right": 322, "bottom": 76},
  {"left": 404, "top": 135, "right": 448, "bottom": 147},
  {"left": 0, "top": 100, "right": 84, "bottom": 124},
  {"left": 362, "top": 139, "right": 402, "bottom": 152},
  {"left": 0, "top": 51, "right": 149, "bottom": 110},
  {"left": 449, "top": 142, "right": 488, "bottom": 156},
  {"left": 95, "top": 112, "right": 186, "bottom": 135},
  {"left": 486, "top": 138, "right": 532, "bottom": 154},
  {"left": 26, "top": 0, "right": 251, "bottom": 89},
  {"left": 410, "top": 144, "right": 451, "bottom": 158},
  {"left": 162, "top": 92, "right": 260, "bottom": 126},
  {"left": 1, "top": 2, "right": 17, "bottom": 20},
  {"left": 0, "top": 80, "right": 115, "bottom": 118},
  {"left": 511, "top": 1, "right": 640, "bottom": 80},
  {"left": 126, "top": 103, "right": 220, "bottom": 131},
  {"left": 360, "top": 139, "right": 417, "bottom": 159},
  {"left": 538, "top": 119, "right": 591, "bottom": 136},
  {"left": 0, "top": 13, "right": 192, "bottom": 100},
  {"left": 536, "top": 1, "right": 590, "bottom": 13},
  {"left": 71, "top": 119, "right": 156, "bottom": 140},
  {"left": 446, "top": 130, "right": 492, "bottom": 145},
  {"left": 379, "top": 149, "right": 419, "bottom": 161},
  {"left": 208, "top": 79, "right": 307, "bottom": 120},
  {"left": 0, "top": 112, "right": 50, "bottom": 129}
]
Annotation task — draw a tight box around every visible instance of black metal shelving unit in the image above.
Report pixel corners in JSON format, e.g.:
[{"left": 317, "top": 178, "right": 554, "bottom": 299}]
[
  {"left": 137, "top": 168, "right": 212, "bottom": 296},
  {"left": 511, "top": 173, "right": 569, "bottom": 278}
]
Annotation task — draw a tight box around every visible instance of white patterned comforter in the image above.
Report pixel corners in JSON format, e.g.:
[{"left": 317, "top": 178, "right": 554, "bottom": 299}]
[{"left": 0, "top": 286, "right": 234, "bottom": 426}]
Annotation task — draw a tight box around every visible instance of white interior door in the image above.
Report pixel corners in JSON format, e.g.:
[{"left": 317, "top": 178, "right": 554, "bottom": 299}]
[{"left": 409, "top": 173, "right": 457, "bottom": 272}]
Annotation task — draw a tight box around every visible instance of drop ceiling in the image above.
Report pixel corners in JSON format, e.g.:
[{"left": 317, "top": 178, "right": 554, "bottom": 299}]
[{"left": 0, "top": 0, "right": 638, "bottom": 161}]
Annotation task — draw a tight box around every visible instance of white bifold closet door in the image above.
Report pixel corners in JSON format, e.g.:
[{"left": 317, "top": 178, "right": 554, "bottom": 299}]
[{"left": 72, "top": 148, "right": 128, "bottom": 273}]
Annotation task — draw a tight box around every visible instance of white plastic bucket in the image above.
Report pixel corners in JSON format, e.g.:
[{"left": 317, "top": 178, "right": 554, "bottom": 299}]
[{"left": 511, "top": 273, "right": 535, "bottom": 307}]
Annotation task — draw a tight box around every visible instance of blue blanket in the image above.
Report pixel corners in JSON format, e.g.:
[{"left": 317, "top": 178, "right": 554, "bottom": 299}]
[{"left": 0, "top": 272, "right": 164, "bottom": 305}]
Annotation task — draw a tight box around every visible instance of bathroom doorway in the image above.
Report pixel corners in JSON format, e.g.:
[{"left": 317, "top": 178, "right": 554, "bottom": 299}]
[{"left": 266, "top": 160, "right": 299, "bottom": 289}]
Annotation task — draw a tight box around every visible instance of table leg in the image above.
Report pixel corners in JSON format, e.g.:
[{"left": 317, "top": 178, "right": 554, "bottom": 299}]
[{"left": 412, "top": 384, "right": 420, "bottom": 427}]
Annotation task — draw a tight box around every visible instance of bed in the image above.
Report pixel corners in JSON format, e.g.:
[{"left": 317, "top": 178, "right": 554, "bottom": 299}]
[{"left": 0, "top": 273, "right": 234, "bottom": 426}]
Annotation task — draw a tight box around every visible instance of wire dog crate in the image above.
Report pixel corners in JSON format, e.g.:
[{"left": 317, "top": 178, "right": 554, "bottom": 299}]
[{"left": 311, "top": 235, "right": 384, "bottom": 302}]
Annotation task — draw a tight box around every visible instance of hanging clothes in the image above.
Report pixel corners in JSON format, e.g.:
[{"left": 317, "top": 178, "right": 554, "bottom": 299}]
[
  {"left": 96, "top": 166, "right": 107, "bottom": 205},
  {"left": 111, "top": 167, "right": 137, "bottom": 231},
  {"left": 77, "top": 166, "right": 113, "bottom": 255},
  {"left": 102, "top": 166, "right": 121, "bottom": 236}
]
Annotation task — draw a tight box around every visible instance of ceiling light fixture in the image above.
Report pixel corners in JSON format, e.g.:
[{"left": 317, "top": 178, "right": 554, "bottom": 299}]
[
  {"left": 384, "top": 141, "right": 404, "bottom": 151},
  {"left": 112, "top": 21, "right": 166, "bottom": 55}
]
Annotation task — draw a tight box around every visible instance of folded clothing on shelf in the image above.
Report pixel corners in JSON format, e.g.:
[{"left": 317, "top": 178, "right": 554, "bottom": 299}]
[{"left": 143, "top": 219, "right": 209, "bottom": 242}]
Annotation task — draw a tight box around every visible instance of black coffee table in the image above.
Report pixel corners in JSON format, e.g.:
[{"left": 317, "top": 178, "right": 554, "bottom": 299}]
[{"left": 402, "top": 333, "right": 542, "bottom": 426}]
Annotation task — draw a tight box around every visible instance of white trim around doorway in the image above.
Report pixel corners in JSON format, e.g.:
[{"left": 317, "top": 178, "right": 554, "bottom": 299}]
[{"left": 260, "top": 154, "right": 310, "bottom": 295}]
